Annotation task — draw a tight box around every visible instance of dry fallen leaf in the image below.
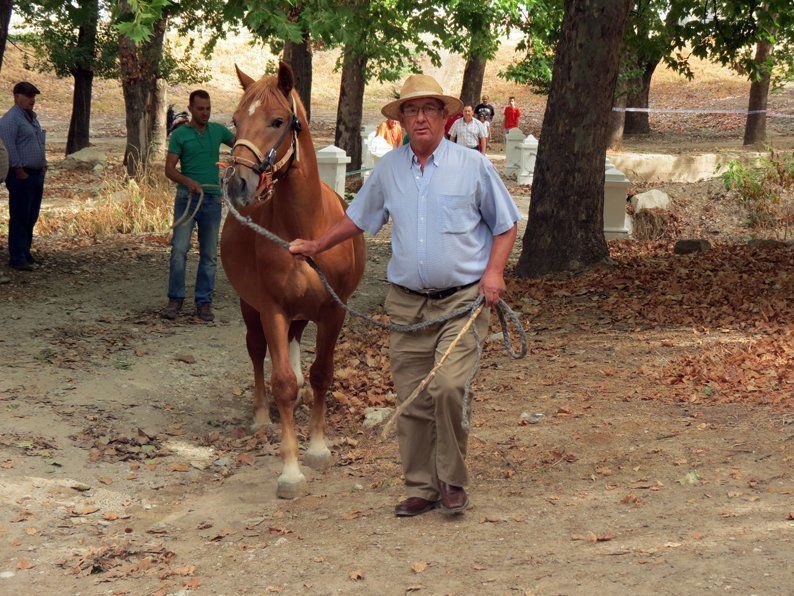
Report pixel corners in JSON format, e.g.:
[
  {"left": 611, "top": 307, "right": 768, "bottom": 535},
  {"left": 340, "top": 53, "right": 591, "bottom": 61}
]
[
  {"left": 349, "top": 569, "right": 364, "bottom": 581},
  {"left": 16, "top": 559, "right": 35, "bottom": 570},
  {"left": 411, "top": 561, "right": 427, "bottom": 574},
  {"left": 102, "top": 513, "right": 120, "bottom": 521},
  {"left": 160, "top": 564, "right": 197, "bottom": 579},
  {"left": 25, "top": 527, "right": 38, "bottom": 535},
  {"left": 572, "top": 532, "right": 614, "bottom": 543},
  {"left": 71, "top": 505, "right": 100, "bottom": 516},
  {"left": 169, "top": 463, "right": 190, "bottom": 472}
]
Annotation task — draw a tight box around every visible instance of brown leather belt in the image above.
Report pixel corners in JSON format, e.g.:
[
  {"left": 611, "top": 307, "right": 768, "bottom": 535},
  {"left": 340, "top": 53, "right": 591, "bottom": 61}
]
[{"left": 394, "top": 280, "right": 478, "bottom": 300}]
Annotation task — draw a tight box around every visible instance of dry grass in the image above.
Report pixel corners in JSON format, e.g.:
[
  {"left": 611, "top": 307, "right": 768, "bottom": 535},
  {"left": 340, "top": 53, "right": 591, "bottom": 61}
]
[{"left": 35, "top": 169, "right": 173, "bottom": 237}]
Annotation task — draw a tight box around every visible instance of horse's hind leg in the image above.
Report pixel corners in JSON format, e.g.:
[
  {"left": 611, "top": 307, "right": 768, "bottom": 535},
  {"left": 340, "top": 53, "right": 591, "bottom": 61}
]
[
  {"left": 304, "top": 307, "right": 345, "bottom": 472},
  {"left": 289, "top": 320, "right": 310, "bottom": 406},
  {"left": 241, "top": 298, "right": 270, "bottom": 430}
]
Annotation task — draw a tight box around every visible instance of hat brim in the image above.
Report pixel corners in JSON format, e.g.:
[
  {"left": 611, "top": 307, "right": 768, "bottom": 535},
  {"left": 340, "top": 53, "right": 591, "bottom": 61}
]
[{"left": 381, "top": 93, "right": 464, "bottom": 121}]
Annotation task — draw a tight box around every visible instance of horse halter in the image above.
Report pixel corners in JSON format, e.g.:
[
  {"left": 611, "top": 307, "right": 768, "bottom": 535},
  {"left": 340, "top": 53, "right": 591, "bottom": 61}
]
[{"left": 228, "top": 94, "right": 302, "bottom": 201}]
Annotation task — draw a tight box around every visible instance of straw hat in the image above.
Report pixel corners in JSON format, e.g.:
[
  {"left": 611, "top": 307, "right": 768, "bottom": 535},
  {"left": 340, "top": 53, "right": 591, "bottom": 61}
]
[{"left": 381, "top": 74, "right": 463, "bottom": 121}]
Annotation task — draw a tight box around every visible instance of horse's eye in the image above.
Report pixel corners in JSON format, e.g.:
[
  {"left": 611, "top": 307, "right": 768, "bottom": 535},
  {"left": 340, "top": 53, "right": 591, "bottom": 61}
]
[{"left": 272, "top": 118, "right": 284, "bottom": 128}]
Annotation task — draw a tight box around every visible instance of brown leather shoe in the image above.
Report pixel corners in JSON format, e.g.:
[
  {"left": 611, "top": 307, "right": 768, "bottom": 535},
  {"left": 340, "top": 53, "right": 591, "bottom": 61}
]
[
  {"left": 195, "top": 303, "right": 214, "bottom": 322},
  {"left": 394, "top": 497, "right": 439, "bottom": 517},
  {"left": 160, "top": 298, "right": 183, "bottom": 319},
  {"left": 438, "top": 481, "right": 469, "bottom": 514}
]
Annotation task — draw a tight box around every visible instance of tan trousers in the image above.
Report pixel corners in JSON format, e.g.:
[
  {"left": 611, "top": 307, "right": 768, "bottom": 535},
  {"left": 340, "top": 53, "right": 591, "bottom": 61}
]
[{"left": 385, "top": 284, "right": 490, "bottom": 500}]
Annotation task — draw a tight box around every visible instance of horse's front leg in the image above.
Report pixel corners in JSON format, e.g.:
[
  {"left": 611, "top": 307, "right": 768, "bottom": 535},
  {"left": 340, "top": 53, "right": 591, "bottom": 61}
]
[
  {"left": 303, "top": 307, "right": 345, "bottom": 472},
  {"left": 261, "top": 311, "right": 307, "bottom": 499}
]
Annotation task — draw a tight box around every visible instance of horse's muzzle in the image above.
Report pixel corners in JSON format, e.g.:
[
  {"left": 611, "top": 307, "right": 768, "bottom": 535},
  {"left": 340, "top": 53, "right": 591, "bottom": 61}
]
[{"left": 224, "top": 169, "right": 259, "bottom": 207}]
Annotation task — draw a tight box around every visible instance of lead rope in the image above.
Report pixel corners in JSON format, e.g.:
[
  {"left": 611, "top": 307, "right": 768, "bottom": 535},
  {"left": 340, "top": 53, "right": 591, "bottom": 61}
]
[{"left": 221, "top": 182, "right": 528, "bottom": 434}]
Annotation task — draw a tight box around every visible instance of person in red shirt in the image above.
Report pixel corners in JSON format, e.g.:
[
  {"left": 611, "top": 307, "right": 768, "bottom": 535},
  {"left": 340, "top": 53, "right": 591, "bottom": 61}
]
[
  {"left": 444, "top": 111, "right": 463, "bottom": 139},
  {"left": 503, "top": 96, "right": 521, "bottom": 135}
]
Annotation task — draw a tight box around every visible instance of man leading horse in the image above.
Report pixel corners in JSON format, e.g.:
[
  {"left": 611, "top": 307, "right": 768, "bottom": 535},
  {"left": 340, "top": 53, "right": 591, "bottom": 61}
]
[{"left": 290, "top": 74, "right": 520, "bottom": 517}]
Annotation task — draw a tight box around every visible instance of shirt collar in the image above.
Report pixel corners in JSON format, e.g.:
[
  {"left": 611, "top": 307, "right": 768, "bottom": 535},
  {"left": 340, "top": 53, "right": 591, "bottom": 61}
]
[
  {"left": 13, "top": 104, "right": 37, "bottom": 121},
  {"left": 407, "top": 137, "right": 448, "bottom": 169}
]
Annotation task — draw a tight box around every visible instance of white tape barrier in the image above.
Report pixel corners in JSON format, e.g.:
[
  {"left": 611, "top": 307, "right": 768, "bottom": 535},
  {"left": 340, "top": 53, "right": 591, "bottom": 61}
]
[{"left": 612, "top": 107, "right": 794, "bottom": 118}]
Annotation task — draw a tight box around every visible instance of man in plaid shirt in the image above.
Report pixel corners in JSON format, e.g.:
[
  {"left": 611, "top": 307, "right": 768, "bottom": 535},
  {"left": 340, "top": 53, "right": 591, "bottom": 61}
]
[{"left": 448, "top": 106, "right": 487, "bottom": 152}]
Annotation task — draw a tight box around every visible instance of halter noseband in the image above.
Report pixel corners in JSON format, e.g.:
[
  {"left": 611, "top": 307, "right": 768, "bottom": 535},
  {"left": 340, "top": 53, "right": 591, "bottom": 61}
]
[{"left": 228, "top": 94, "right": 302, "bottom": 201}]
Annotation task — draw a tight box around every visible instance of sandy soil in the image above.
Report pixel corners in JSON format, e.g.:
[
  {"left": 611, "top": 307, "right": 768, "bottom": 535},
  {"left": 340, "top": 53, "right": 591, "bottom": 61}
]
[{"left": 1, "top": 203, "right": 792, "bottom": 595}]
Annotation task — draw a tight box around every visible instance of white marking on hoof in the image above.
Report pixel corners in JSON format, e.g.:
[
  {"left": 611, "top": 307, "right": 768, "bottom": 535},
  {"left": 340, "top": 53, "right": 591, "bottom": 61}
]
[
  {"left": 296, "top": 386, "right": 312, "bottom": 407},
  {"left": 276, "top": 462, "right": 307, "bottom": 499},
  {"left": 304, "top": 446, "right": 332, "bottom": 472},
  {"left": 251, "top": 410, "right": 272, "bottom": 431},
  {"left": 289, "top": 339, "right": 304, "bottom": 388},
  {"left": 247, "top": 99, "right": 261, "bottom": 116}
]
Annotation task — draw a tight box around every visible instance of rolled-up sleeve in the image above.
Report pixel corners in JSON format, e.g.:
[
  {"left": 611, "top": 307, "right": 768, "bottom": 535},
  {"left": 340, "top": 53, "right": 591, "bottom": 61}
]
[
  {"left": 477, "top": 158, "right": 521, "bottom": 235},
  {"left": 345, "top": 166, "right": 390, "bottom": 236}
]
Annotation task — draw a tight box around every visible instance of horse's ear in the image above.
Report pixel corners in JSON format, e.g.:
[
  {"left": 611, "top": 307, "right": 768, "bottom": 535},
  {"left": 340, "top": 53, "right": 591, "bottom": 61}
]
[
  {"left": 235, "top": 64, "right": 255, "bottom": 90},
  {"left": 277, "top": 61, "right": 294, "bottom": 98}
]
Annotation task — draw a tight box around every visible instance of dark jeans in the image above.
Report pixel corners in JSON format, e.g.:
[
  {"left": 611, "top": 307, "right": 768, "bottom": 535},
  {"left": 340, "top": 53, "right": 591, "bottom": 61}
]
[
  {"left": 167, "top": 189, "right": 222, "bottom": 305},
  {"left": 6, "top": 169, "right": 45, "bottom": 266}
]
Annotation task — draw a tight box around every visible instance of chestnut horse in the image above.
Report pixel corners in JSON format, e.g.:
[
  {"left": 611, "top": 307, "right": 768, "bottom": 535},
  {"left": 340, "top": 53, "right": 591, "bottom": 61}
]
[{"left": 220, "top": 63, "right": 365, "bottom": 498}]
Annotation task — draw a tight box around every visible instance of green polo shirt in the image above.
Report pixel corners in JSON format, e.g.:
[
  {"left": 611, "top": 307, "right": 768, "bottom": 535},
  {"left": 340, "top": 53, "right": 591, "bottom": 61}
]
[{"left": 167, "top": 122, "right": 234, "bottom": 192}]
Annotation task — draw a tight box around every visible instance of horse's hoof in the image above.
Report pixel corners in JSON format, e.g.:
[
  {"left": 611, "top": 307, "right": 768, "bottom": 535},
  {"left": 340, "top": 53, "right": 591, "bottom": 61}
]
[
  {"left": 276, "top": 475, "right": 308, "bottom": 499},
  {"left": 296, "top": 386, "right": 313, "bottom": 406},
  {"left": 304, "top": 448, "right": 332, "bottom": 472},
  {"left": 251, "top": 411, "right": 272, "bottom": 432}
]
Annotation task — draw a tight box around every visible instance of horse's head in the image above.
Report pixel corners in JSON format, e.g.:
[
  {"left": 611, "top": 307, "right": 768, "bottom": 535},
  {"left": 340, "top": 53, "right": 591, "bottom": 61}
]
[{"left": 224, "top": 62, "right": 303, "bottom": 207}]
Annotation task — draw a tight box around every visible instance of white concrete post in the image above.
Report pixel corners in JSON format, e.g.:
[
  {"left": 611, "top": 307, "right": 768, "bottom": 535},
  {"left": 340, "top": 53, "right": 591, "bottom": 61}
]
[
  {"left": 516, "top": 134, "right": 539, "bottom": 185},
  {"left": 316, "top": 145, "right": 351, "bottom": 198},
  {"left": 604, "top": 165, "right": 631, "bottom": 240},
  {"left": 360, "top": 124, "right": 376, "bottom": 181},
  {"left": 504, "top": 128, "right": 526, "bottom": 178}
]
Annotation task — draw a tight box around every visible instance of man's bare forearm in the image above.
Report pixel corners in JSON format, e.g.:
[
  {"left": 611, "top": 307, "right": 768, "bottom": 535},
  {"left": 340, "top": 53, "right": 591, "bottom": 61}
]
[
  {"left": 289, "top": 215, "right": 363, "bottom": 258},
  {"left": 485, "top": 223, "right": 518, "bottom": 276}
]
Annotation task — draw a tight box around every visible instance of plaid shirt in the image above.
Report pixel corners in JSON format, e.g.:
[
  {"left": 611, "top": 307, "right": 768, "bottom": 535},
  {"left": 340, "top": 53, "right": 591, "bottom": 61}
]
[
  {"left": 0, "top": 105, "right": 47, "bottom": 170},
  {"left": 448, "top": 118, "right": 486, "bottom": 149}
]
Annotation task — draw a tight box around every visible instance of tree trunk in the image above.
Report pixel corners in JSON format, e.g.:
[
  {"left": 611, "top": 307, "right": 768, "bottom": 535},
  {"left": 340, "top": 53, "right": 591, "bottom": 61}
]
[
  {"left": 149, "top": 78, "right": 167, "bottom": 159},
  {"left": 607, "top": 92, "right": 626, "bottom": 149},
  {"left": 624, "top": 60, "right": 657, "bottom": 134},
  {"left": 459, "top": 55, "right": 487, "bottom": 108},
  {"left": 66, "top": 0, "right": 98, "bottom": 156},
  {"left": 283, "top": 32, "right": 312, "bottom": 121},
  {"left": 118, "top": 12, "right": 168, "bottom": 178},
  {"left": 334, "top": 46, "right": 367, "bottom": 171},
  {"left": 515, "top": 0, "right": 632, "bottom": 278},
  {"left": 743, "top": 39, "right": 773, "bottom": 147},
  {"left": 0, "top": 0, "right": 11, "bottom": 73},
  {"left": 66, "top": 69, "right": 94, "bottom": 155}
]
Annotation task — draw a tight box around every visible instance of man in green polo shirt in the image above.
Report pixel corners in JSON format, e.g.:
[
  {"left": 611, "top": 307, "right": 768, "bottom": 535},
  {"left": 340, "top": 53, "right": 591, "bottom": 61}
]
[{"left": 162, "top": 89, "right": 234, "bottom": 322}]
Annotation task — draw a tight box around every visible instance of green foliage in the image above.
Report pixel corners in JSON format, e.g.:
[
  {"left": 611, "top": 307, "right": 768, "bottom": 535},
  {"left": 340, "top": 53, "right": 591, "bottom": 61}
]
[
  {"left": 500, "top": 0, "right": 563, "bottom": 93},
  {"left": 668, "top": 0, "right": 794, "bottom": 89},
  {"left": 722, "top": 149, "right": 794, "bottom": 238},
  {"left": 17, "top": 0, "right": 119, "bottom": 78},
  {"left": 113, "top": 0, "right": 173, "bottom": 43}
]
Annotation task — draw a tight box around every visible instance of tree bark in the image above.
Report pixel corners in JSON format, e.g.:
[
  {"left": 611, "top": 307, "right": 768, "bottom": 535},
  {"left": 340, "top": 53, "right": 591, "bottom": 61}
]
[
  {"left": 118, "top": 11, "right": 168, "bottom": 178},
  {"left": 0, "top": 0, "right": 11, "bottom": 74},
  {"left": 334, "top": 45, "right": 367, "bottom": 171},
  {"left": 66, "top": 69, "right": 94, "bottom": 155},
  {"left": 624, "top": 60, "right": 657, "bottom": 134},
  {"left": 149, "top": 78, "right": 167, "bottom": 159},
  {"left": 66, "top": 0, "right": 98, "bottom": 156},
  {"left": 515, "top": 0, "right": 632, "bottom": 278},
  {"left": 607, "top": 91, "right": 626, "bottom": 149},
  {"left": 283, "top": 32, "right": 312, "bottom": 121},
  {"left": 743, "top": 38, "right": 772, "bottom": 147},
  {"left": 459, "top": 54, "right": 487, "bottom": 108}
]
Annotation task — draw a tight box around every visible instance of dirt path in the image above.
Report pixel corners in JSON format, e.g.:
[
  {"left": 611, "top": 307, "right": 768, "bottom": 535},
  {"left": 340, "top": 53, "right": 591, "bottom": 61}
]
[{"left": 0, "top": 229, "right": 792, "bottom": 595}]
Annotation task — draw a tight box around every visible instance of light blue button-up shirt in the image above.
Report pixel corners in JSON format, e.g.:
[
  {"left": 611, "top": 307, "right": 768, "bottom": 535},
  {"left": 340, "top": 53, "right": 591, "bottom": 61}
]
[{"left": 346, "top": 139, "right": 520, "bottom": 292}]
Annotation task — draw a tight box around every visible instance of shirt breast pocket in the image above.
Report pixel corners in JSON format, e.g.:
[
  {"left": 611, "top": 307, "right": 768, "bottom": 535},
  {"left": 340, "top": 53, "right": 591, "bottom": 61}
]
[{"left": 439, "top": 194, "right": 479, "bottom": 234}]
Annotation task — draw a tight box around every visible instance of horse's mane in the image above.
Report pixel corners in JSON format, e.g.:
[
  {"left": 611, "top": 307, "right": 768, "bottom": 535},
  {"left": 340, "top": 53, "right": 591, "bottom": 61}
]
[{"left": 239, "top": 74, "right": 308, "bottom": 124}]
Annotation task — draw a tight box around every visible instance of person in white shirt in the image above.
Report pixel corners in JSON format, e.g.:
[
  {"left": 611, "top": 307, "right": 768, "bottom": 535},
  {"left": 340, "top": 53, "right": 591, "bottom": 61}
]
[
  {"left": 448, "top": 105, "right": 486, "bottom": 152},
  {"left": 476, "top": 111, "right": 491, "bottom": 150}
]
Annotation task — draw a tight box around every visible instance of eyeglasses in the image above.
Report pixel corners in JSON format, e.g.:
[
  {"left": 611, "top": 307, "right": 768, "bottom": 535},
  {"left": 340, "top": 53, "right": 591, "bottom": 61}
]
[{"left": 401, "top": 104, "right": 443, "bottom": 118}]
